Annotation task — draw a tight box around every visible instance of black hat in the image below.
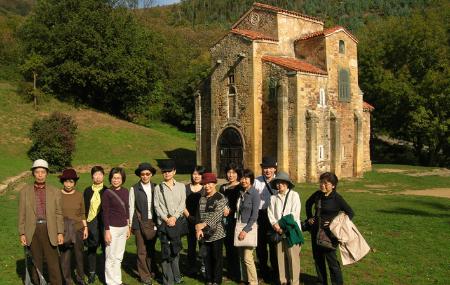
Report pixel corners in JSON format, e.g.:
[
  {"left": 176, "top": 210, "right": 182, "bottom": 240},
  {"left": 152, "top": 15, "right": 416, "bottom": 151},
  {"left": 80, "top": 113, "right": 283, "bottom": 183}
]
[
  {"left": 158, "top": 160, "right": 176, "bottom": 172},
  {"left": 270, "top": 171, "right": 295, "bottom": 189},
  {"left": 135, "top": 162, "right": 157, "bottom": 176},
  {"left": 260, "top": 156, "right": 277, "bottom": 168}
]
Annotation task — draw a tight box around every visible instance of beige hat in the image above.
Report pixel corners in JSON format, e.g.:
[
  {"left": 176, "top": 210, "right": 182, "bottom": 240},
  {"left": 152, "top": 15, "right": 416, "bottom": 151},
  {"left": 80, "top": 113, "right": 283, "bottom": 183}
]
[{"left": 31, "top": 159, "right": 49, "bottom": 170}]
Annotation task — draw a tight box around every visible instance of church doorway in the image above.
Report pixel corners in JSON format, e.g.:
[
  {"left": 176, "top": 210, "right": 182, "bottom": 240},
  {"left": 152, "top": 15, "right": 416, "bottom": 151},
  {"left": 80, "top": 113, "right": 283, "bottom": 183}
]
[{"left": 217, "top": 127, "right": 243, "bottom": 177}]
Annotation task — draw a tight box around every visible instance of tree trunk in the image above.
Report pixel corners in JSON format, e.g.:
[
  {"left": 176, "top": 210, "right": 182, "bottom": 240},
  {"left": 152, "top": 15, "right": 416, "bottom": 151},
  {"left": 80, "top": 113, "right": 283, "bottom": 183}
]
[{"left": 33, "top": 71, "right": 37, "bottom": 110}]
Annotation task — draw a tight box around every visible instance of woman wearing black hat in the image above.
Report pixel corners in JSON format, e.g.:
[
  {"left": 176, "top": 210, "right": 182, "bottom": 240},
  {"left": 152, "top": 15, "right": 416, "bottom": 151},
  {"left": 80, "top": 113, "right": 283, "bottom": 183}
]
[
  {"left": 59, "top": 168, "right": 88, "bottom": 285},
  {"left": 129, "top": 162, "right": 158, "bottom": 285}
]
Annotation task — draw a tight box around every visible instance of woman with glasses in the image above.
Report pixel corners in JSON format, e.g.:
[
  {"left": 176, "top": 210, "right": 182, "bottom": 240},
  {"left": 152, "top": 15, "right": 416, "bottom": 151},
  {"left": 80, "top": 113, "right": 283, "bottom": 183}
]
[{"left": 129, "top": 163, "right": 158, "bottom": 285}]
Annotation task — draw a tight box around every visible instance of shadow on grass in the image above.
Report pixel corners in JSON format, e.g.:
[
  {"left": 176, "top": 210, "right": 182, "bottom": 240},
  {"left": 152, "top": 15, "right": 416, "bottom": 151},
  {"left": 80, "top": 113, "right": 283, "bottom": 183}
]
[
  {"left": 162, "top": 148, "right": 196, "bottom": 174},
  {"left": 15, "top": 258, "right": 26, "bottom": 283},
  {"left": 377, "top": 208, "right": 450, "bottom": 218},
  {"left": 300, "top": 272, "right": 319, "bottom": 285},
  {"left": 123, "top": 251, "right": 140, "bottom": 280},
  {"left": 411, "top": 199, "right": 450, "bottom": 212}
]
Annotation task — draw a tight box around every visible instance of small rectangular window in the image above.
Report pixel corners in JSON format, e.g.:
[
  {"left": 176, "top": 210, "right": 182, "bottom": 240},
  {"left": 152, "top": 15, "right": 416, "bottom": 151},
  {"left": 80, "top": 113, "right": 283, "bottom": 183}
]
[
  {"left": 318, "top": 88, "right": 326, "bottom": 107},
  {"left": 318, "top": 145, "right": 324, "bottom": 160}
]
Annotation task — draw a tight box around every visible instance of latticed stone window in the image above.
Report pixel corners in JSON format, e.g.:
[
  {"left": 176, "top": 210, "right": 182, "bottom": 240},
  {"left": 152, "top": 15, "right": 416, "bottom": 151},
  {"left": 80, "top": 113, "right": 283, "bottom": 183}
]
[
  {"left": 339, "top": 40, "right": 345, "bottom": 54},
  {"left": 338, "top": 69, "right": 350, "bottom": 102},
  {"left": 268, "top": 77, "right": 279, "bottom": 103}
]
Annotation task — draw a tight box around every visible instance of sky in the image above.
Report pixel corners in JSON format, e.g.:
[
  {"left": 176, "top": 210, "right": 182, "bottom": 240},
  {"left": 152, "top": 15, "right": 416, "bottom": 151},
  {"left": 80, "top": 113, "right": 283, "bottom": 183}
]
[{"left": 151, "top": 0, "right": 181, "bottom": 6}]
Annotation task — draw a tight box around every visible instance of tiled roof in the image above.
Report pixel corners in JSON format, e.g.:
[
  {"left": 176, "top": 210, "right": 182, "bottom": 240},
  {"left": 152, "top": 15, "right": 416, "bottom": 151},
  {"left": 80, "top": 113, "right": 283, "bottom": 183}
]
[
  {"left": 231, "top": 28, "right": 277, "bottom": 42},
  {"left": 262, "top": 55, "right": 327, "bottom": 75},
  {"left": 253, "top": 2, "right": 323, "bottom": 24},
  {"left": 363, "top": 102, "right": 375, "bottom": 112},
  {"left": 296, "top": 26, "right": 358, "bottom": 43}
]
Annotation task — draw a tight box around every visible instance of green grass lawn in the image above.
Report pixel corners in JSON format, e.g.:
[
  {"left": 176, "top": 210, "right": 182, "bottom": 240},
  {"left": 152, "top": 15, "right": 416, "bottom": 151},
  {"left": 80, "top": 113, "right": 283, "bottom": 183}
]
[
  {"left": 0, "top": 81, "right": 196, "bottom": 182},
  {"left": 1, "top": 165, "right": 449, "bottom": 285}
]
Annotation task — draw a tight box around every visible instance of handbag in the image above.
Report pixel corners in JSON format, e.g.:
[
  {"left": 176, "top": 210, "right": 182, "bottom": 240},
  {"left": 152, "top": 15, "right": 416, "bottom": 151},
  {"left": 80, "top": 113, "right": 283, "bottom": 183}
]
[
  {"left": 136, "top": 210, "right": 157, "bottom": 240},
  {"left": 63, "top": 217, "right": 77, "bottom": 245},
  {"left": 316, "top": 199, "right": 337, "bottom": 250},
  {"left": 267, "top": 189, "right": 291, "bottom": 243},
  {"left": 234, "top": 193, "right": 258, "bottom": 247}
]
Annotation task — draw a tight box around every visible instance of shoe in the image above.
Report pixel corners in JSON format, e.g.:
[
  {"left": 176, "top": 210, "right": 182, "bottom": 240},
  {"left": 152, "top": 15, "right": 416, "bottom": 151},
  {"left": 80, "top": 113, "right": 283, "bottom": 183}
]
[
  {"left": 142, "top": 278, "right": 152, "bottom": 285},
  {"left": 87, "top": 273, "right": 96, "bottom": 284}
]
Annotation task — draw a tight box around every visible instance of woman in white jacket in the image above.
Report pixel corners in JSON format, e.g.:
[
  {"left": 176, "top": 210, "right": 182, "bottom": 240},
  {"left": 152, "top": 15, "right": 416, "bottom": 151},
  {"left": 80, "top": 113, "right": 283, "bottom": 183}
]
[{"left": 268, "top": 171, "right": 302, "bottom": 285}]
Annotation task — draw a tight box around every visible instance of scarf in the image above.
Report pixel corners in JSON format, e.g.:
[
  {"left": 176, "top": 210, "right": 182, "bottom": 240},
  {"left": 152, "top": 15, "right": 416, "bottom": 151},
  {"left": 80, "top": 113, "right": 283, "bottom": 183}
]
[{"left": 87, "top": 183, "right": 103, "bottom": 222}]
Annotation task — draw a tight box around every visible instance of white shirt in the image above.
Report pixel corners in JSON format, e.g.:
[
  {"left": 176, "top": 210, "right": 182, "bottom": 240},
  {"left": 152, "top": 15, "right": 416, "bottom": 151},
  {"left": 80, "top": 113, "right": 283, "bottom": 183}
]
[
  {"left": 267, "top": 189, "right": 301, "bottom": 229},
  {"left": 254, "top": 175, "right": 277, "bottom": 210},
  {"left": 129, "top": 182, "right": 153, "bottom": 223}
]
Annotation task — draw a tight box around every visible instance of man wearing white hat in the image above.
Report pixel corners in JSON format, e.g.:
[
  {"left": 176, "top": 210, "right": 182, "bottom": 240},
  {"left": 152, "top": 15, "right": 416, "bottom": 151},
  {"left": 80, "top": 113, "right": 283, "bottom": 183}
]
[{"left": 18, "top": 159, "right": 64, "bottom": 285}]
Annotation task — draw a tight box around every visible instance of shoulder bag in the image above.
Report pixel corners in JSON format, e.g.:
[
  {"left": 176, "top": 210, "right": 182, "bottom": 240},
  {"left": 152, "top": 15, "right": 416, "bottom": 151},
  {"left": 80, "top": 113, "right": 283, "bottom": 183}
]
[{"left": 234, "top": 193, "right": 258, "bottom": 247}]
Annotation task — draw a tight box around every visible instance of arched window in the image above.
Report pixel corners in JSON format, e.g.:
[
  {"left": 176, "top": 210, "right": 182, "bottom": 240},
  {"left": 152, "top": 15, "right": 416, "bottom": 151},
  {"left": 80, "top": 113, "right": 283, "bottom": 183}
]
[
  {"left": 228, "top": 70, "right": 237, "bottom": 118},
  {"left": 339, "top": 40, "right": 345, "bottom": 54},
  {"left": 338, "top": 69, "right": 350, "bottom": 102}
]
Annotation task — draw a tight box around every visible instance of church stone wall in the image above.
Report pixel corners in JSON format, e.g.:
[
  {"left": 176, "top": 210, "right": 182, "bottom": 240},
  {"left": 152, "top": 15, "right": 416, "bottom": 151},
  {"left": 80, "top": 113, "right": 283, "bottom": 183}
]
[
  {"left": 325, "top": 32, "right": 361, "bottom": 177},
  {"left": 234, "top": 9, "right": 278, "bottom": 40},
  {"left": 295, "top": 36, "right": 327, "bottom": 71},
  {"left": 210, "top": 34, "right": 253, "bottom": 173}
]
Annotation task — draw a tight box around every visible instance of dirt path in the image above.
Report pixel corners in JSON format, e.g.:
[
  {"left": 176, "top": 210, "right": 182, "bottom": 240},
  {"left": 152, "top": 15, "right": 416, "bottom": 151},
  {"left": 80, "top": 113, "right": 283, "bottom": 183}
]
[
  {"left": 400, "top": 188, "right": 450, "bottom": 199},
  {"left": 0, "top": 171, "right": 30, "bottom": 194}
]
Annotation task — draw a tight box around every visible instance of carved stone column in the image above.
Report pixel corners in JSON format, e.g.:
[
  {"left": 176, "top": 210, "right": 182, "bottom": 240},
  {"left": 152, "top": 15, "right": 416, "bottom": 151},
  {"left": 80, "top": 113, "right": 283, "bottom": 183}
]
[
  {"left": 277, "top": 79, "right": 289, "bottom": 171},
  {"left": 306, "top": 110, "right": 318, "bottom": 182}
]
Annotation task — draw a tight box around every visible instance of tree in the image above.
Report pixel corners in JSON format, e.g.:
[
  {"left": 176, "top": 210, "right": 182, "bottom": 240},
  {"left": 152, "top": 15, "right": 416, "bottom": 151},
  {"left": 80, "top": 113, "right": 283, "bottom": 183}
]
[
  {"left": 18, "top": 0, "right": 163, "bottom": 121},
  {"left": 358, "top": 3, "right": 450, "bottom": 165},
  {"left": 28, "top": 112, "right": 78, "bottom": 172},
  {"left": 20, "top": 53, "right": 45, "bottom": 109}
]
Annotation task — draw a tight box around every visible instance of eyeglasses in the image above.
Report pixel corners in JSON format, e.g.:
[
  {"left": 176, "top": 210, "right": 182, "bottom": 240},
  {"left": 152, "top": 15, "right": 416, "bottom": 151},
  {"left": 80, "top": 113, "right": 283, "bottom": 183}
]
[{"left": 140, "top": 172, "right": 152, "bottom": 177}]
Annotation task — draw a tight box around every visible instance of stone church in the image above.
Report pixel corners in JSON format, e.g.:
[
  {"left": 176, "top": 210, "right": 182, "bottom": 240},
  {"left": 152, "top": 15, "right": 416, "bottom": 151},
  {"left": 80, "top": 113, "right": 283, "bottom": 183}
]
[{"left": 195, "top": 2, "right": 373, "bottom": 182}]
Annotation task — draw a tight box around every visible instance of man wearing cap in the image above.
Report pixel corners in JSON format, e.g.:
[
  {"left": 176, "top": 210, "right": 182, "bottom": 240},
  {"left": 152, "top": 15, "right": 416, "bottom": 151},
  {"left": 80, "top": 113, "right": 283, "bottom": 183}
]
[
  {"left": 253, "top": 156, "right": 279, "bottom": 282},
  {"left": 18, "top": 159, "right": 64, "bottom": 285},
  {"left": 129, "top": 162, "right": 158, "bottom": 285},
  {"left": 154, "top": 160, "right": 186, "bottom": 285}
]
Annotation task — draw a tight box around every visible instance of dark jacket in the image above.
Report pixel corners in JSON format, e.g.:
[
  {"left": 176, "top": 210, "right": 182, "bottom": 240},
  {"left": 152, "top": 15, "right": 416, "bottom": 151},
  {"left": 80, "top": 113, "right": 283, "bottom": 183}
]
[
  {"left": 131, "top": 182, "right": 156, "bottom": 231},
  {"left": 83, "top": 185, "right": 107, "bottom": 221},
  {"left": 305, "top": 190, "right": 354, "bottom": 237}
]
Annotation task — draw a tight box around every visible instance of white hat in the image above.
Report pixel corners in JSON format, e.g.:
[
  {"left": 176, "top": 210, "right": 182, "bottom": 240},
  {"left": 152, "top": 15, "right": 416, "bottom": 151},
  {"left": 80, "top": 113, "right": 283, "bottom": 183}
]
[{"left": 31, "top": 159, "right": 49, "bottom": 170}]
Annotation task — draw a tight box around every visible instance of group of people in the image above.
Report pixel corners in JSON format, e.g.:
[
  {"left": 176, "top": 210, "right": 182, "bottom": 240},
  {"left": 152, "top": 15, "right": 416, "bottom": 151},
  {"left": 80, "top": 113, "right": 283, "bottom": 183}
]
[{"left": 18, "top": 156, "right": 356, "bottom": 285}]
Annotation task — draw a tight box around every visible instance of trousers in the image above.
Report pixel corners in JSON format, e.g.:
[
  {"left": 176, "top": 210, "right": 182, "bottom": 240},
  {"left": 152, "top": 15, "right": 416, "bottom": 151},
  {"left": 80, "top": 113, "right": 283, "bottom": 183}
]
[
  {"left": 30, "top": 223, "right": 62, "bottom": 285},
  {"left": 105, "top": 226, "right": 128, "bottom": 285}
]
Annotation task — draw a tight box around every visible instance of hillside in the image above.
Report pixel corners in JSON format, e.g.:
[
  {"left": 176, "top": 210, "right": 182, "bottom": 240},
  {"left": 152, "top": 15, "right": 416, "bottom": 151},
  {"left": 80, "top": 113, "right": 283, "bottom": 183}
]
[{"left": 0, "top": 81, "right": 196, "bottom": 182}]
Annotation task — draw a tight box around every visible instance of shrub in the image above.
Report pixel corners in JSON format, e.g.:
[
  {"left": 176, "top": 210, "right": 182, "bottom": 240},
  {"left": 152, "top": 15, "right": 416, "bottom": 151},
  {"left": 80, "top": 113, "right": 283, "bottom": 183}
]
[{"left": 27, "top": 112, "right": 77, "bottom": 172}]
